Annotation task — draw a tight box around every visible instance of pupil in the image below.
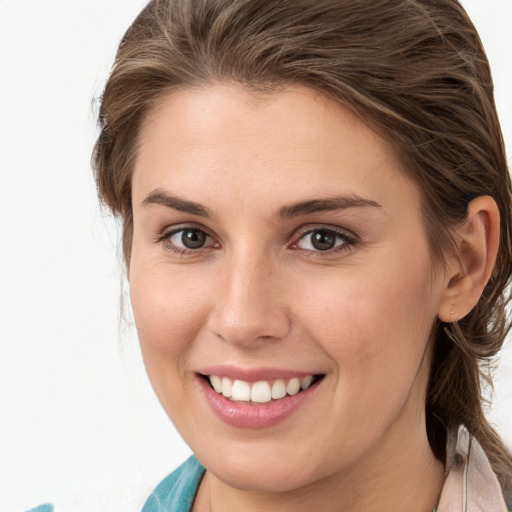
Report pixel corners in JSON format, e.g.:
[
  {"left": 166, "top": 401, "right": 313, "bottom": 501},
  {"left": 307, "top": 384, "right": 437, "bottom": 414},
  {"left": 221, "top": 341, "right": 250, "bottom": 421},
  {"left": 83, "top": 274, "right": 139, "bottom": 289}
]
[
  {"left": 182, "top": 229, "right": 206, "bottom": 249},
  {"left": 311, "top": 230, "right": 336, "bottom": 251}
]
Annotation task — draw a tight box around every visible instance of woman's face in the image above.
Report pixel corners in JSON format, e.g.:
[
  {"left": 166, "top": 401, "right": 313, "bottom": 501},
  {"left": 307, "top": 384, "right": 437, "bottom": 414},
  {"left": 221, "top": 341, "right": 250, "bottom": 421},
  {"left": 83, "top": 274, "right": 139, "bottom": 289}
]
[{"left": 130, "top": 84, "right": 448, "bottom": 492}]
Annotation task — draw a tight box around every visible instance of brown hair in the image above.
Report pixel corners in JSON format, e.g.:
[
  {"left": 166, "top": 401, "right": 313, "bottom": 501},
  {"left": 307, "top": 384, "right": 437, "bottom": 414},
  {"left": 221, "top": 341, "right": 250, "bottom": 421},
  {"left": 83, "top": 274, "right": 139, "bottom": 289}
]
[{"left": 93, "top": 0, "right": 512, "bottom": 496}]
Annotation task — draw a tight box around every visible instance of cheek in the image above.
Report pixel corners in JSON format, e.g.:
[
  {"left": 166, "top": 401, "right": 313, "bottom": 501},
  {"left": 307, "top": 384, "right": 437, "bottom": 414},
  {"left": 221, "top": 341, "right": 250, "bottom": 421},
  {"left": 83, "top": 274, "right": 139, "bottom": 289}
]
[
  {"left": 293, "top": 253, "right": 437, "bottom": 393},
  {"left": 128, "top": 261, "right": 218, "bottom": 431},
  {"left": 129, "top": 263, "right": 210, "bottom": 373}
]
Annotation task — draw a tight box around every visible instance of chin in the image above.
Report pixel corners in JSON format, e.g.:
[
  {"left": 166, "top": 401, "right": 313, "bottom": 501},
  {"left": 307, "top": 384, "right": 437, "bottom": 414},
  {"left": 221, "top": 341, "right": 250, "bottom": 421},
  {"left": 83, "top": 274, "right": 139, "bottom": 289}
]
[
  {"left": 193, "top": 437, "right": 335, "bottom": 494},
  {"left": 209, "top": 458, "right": 318, "bottom": 493}
]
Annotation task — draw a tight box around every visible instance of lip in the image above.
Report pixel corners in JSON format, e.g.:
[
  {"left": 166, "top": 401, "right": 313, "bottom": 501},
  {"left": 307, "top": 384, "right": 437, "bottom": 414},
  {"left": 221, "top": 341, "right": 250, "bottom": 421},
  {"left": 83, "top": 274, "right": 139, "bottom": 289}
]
[
  {"left": 198, "top": 365, "right": 315, "bottom": 382},
  {"left": 198, "top": 370, "right": 322, "bottom": 429}
]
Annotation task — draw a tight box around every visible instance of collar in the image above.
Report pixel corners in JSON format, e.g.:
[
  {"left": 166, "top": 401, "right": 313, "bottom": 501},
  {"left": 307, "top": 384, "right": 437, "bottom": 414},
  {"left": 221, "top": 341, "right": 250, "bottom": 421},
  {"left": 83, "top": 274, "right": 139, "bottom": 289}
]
[{"left": 435, "top": 425, "right": 508, "bottom": 512}]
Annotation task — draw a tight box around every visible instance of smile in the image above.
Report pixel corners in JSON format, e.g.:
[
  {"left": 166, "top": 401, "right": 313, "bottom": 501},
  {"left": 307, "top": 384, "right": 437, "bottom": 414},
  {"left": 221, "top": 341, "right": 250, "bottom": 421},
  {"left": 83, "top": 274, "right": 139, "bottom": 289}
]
[
  {"left": 198, "top": 367, "right": 325, "bottom": 428},
  {"left": 207, "top": 375, "right": 318, "bottom": 403}
]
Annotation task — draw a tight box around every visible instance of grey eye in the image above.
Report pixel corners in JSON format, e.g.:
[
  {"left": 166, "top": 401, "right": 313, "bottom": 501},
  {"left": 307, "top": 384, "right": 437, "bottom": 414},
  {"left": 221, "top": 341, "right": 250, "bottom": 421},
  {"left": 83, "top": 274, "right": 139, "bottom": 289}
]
[
  {"left": 181, "top": 229, "right": 207, "bottom": 249},
  {"left": 310, "top": 230, "right": 337, "bottom": 251},
  {"left": 297, "top": 229, "right": 347, "bottom": 251},
  {"left": 168, "top": 228, "right": 210, "bottom": 249}
]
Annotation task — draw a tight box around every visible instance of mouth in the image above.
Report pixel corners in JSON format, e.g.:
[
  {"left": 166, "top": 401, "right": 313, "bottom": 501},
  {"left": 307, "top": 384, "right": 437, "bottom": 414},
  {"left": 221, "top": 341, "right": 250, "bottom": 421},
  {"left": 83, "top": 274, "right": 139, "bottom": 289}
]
[{"left": 200, "top": 374, "right": 325, "bottom": 404}]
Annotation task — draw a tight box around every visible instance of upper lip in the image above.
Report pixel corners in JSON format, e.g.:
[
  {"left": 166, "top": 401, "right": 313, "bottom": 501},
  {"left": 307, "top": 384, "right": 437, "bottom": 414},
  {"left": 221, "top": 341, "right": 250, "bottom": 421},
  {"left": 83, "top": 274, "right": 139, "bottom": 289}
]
[{"left": 198, "top": 365, "right": 322, "bottom": 382}]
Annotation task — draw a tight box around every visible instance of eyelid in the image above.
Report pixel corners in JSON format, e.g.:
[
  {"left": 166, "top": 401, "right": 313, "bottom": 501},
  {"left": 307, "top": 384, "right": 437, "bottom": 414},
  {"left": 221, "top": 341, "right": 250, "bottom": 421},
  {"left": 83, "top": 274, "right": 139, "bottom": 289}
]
[
  {"left": 157, "top": 221, "right": 214, "bottom": 239},
  {"left": 292, "top": 223, "right": 358, "bottom": 241}
]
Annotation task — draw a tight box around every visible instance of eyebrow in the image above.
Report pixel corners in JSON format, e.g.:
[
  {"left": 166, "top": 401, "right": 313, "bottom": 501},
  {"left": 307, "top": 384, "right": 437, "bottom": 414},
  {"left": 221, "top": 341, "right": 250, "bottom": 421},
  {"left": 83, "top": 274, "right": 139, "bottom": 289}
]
[
  {"left": 277, "top": 195, "right": 382, "bottom": 219},
  {"left": 141, "top": 189, "right": 212, "bottom": 218},
  {"left": 141, "top": 189, "right": 381, "bottom": 220}
]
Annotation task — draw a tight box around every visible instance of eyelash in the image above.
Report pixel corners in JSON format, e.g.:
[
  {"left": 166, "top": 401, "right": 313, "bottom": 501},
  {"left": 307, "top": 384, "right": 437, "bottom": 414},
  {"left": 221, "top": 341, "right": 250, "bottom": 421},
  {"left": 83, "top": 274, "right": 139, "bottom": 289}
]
[
  {"left": 156, "top": 224, "right": 358, "bottom": 257},
  {"left": 291, "top": 226, "right": 358, "bottom": 256},
  {"left": 156, "top": 225, "right": 219, "bottom": 256}
]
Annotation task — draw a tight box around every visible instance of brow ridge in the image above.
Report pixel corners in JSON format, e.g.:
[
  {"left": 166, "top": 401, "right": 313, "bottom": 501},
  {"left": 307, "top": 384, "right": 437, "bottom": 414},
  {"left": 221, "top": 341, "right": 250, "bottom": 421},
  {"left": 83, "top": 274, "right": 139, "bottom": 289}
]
[
  {"left": 277, "top": 195, "right": 382, "bottom": 219},
  {"left": 141, "top": 189, "right": 381, "bottom": 220},
  {"left": 141, "top": 189, "right": 211, "bottom": 217}
]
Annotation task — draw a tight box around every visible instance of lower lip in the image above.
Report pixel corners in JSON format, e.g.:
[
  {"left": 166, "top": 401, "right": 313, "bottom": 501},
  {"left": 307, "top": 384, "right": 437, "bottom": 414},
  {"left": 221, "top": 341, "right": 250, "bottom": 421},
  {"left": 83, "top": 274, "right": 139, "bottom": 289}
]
[{"left": 199, "top": 377, "right": 320, "bottom": 429}]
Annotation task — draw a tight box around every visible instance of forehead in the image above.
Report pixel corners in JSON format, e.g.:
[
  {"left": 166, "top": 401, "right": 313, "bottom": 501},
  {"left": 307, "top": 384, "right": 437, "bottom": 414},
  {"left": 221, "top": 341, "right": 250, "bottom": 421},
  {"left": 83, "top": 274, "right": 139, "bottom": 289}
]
[
  {"left": 132, "top": 83, "right": 419, "bottom": 216},
  {"left": 137, "top": 83, "right": 390, "bottom": 159}
]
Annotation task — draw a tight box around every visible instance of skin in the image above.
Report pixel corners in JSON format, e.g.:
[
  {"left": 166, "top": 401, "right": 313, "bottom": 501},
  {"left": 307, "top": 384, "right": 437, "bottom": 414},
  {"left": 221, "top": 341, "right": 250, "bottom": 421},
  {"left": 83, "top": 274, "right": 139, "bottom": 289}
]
[{"left": 129, "top": 84, "right": 497, "bottom": 511}]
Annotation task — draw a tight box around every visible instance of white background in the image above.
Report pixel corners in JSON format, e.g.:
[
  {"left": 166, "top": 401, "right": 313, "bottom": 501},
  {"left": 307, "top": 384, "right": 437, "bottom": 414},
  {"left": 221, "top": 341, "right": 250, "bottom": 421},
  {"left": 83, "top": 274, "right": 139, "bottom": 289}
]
[{"left": 0, "top": 1, "right": 510, "bottom": 511}]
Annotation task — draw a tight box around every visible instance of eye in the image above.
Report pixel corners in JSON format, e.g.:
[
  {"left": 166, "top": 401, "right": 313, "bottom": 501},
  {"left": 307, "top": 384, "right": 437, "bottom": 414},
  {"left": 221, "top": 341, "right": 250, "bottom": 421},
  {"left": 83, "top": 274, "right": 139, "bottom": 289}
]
[
  {"left": 294, "top": 228, "right": 353, "bottom": 252},
  {"left": 161, "top": 227, "right": 217, "bottom": 252}
]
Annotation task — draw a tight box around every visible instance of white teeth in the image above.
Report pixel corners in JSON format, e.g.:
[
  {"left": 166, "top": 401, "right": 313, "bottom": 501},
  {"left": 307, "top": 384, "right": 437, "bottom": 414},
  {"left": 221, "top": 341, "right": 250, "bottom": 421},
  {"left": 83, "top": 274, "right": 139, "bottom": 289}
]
[
  {"left": 286, "top": 378, "right": 301, "bottom": 396},
  {"left": 210, "top": 375, "right": 222, "bottom": 393},
  {"left": 221, "top": 377, "right": 233, "bottom": 398},
  {"left": 251, "top": 381, "right": 272, "bottom": 403},
  {"left": 300, "top": 375, "right": 313, "bottom": 390},
  {"left": 271, "top": 379, "right": 287, "bottom": 399},
  {"left": 208, "top": 375, "right": 317, "bottom": 402},
  {"left": 232, "top": 380, "right": 251, "bottom": 401}
]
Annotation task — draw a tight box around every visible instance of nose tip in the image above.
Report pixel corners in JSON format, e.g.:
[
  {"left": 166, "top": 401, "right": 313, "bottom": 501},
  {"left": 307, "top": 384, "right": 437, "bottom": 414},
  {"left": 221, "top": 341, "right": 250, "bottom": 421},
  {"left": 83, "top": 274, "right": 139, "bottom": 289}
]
[
  {"left": 209, "top": 311, "right": 290, "bottom": 347},
  {"left": 207, "top": 262, "right": 291, "bottom": 347}
]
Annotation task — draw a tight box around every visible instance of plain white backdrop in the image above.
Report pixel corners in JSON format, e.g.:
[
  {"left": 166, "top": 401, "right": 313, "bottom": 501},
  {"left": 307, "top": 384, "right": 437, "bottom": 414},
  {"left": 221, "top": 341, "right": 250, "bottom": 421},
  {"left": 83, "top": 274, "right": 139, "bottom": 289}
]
[{"left": 0, "top": 1, "right": 510, "bottom": 511}]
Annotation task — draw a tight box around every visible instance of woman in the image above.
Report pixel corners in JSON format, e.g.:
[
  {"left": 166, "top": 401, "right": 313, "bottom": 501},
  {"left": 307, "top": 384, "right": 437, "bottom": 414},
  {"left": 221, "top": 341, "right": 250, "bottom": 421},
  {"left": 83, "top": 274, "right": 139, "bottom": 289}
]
[{"left": 91, "top": 0, "right": 512, "bottom": 510}]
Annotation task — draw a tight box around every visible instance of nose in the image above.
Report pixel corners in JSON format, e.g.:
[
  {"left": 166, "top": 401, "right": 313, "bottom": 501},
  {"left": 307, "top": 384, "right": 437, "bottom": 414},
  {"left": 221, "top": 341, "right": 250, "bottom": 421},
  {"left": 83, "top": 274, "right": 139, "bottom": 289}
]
[{"left": 207, "top": 252, "right": 291, "bottom": 348}]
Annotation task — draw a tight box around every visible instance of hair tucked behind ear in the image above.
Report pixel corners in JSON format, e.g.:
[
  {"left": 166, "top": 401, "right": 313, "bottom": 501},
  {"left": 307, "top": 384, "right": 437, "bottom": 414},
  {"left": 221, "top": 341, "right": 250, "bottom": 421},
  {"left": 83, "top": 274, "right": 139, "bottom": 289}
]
[{"left": 93, "top": 0, "right": 512, "bottom": 497}]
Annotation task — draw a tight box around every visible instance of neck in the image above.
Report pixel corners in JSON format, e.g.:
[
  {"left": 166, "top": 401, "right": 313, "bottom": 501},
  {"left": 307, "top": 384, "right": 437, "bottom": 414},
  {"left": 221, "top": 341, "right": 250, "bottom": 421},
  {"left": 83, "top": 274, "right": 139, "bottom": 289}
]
[{"left": 194, "top": 419, "right": 445, "bottom": 512}]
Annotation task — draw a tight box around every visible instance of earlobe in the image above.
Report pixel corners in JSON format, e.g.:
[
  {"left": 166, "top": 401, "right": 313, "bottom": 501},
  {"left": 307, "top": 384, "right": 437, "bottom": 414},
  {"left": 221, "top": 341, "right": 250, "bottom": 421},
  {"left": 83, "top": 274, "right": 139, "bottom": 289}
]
[{"left": 438, "top": 196, "right": 500, "bottom": 323}]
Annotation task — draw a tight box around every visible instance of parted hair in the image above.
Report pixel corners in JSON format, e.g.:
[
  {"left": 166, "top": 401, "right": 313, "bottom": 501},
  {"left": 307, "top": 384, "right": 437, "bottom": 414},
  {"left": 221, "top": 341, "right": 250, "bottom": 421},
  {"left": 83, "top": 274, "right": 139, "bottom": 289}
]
[{"left": 93, "top": 0, "right": 512, "bottom": 497}]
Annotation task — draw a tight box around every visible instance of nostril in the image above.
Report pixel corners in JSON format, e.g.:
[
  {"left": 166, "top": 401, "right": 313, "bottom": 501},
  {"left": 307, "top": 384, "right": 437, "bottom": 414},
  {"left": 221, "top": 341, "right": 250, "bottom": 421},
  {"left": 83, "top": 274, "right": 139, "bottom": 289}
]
[{"left": 208, "top": 318, "right": 290, "bottom": 347}]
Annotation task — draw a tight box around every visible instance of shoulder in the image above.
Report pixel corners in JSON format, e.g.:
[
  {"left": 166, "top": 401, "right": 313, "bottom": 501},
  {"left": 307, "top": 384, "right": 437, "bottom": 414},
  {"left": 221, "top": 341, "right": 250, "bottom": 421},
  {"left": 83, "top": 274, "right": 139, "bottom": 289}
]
[
  {"left": 142, "top": 455, "right": 205, "bottom": 512},
  {"left": 25, "top": 506, "right": 54, "bottom": 512}
]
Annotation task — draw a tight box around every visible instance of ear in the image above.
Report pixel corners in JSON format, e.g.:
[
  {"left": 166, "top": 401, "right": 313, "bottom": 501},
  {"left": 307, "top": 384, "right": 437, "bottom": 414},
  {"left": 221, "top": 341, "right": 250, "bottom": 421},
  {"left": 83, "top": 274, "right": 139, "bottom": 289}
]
[{"left": 438, "top": 196, "right": 500, "bottom": 322}]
